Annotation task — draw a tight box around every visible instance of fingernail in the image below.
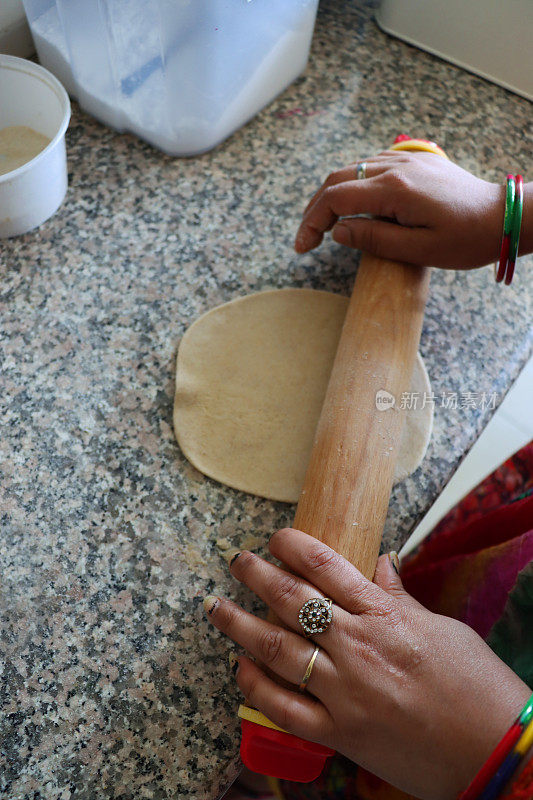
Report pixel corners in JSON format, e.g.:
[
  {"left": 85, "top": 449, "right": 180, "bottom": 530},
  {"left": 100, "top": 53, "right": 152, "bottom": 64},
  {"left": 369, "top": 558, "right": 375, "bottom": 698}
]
[
  {"left": 295, "top": 228, "right": 307, "bottom": 251},
  {"left": 332, "top": 223, "right": 350, "bottom": 246},
  {"left": 223, "top": 547, "right": 242, "bottom": 567},
  {"left": 389, "top": 551, "right": 400, "bottom": 575},
  {"left": 203, "top": 595, "right": 219, "bottom": 614},
  {"left": 228, "top": 652, "right": 240, "bottom": 676}
]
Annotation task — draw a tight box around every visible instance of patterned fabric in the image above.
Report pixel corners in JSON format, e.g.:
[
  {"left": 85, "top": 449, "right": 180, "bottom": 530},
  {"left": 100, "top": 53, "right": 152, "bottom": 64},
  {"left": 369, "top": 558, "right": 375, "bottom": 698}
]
[
  {"left": 487, "top": 561, "right": 533, "bottom": 689},
  {"left": 276, "top": 442, "right": 533, "bottom": 800},
  {"left": 401, "top": 492, "right": 533, "bottom": 644},
  {"left": 500, "top": 756, "right": 533, "bottom": 799}
]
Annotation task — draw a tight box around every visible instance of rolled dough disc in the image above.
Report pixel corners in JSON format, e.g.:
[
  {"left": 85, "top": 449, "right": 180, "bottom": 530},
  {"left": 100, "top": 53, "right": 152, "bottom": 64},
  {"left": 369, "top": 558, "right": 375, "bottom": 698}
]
[{"left": 174, "top": 289, "right": 433, "bottom": 503}]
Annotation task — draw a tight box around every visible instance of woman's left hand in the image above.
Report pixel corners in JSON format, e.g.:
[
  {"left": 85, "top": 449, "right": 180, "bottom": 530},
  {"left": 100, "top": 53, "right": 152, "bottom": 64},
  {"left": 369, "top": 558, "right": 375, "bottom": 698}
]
[{"left": 203, "top": 529, "right": 531, "bottom": 800}]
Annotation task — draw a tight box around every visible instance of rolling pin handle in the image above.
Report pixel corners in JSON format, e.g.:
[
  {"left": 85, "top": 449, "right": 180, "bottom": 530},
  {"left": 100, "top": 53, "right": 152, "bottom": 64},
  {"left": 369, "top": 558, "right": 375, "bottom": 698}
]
[{"left": 240, "top": 720, "right": 335, "bottom": 782}]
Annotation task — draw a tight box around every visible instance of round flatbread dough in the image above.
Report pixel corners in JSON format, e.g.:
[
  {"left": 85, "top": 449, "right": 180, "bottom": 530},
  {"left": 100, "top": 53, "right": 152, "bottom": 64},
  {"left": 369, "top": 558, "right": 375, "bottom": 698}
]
[{"left": 174, "top": 289, "right": 433, "bottom": 503}]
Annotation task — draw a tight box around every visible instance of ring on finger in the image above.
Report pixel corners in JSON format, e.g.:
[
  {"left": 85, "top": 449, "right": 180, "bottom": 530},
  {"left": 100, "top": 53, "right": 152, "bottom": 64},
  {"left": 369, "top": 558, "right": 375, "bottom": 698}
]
[
  {"left": 298, "top": 597, "right": 333, "bottom": 637},
  {"left": 299, "top": 645, "right": 320, "bottom": 693},
  {"left": 355, "top": 161, "right": 367, "bottom": 180}
]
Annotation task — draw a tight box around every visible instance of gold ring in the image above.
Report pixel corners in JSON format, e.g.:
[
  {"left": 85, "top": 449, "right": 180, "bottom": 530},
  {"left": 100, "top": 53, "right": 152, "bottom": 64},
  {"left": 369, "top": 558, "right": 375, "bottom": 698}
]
[
  {"left": 298, "top": 597, "right": 333, "bottom": 637},
  {"left": 299, "top": 646, "right": 320, "bottom": 692},
  {"left": 355, "top": 161, "right": 367, "bottom": 180}
]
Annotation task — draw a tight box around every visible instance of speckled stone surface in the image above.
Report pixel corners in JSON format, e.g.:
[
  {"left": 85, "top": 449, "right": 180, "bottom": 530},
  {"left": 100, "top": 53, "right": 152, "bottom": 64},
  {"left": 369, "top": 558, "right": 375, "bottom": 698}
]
[{"left": 1, "top": 1, "right": 532, "bottom": 798}]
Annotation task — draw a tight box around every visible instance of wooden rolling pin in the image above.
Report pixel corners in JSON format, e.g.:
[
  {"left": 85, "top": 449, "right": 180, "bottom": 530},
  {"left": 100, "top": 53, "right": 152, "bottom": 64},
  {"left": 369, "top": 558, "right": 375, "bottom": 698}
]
[
  {"left": 291, "top": 253, "right": 430, "bottom": 577},
  {"left": 240, "top": 137, "right": 446, "bottom": 780}
]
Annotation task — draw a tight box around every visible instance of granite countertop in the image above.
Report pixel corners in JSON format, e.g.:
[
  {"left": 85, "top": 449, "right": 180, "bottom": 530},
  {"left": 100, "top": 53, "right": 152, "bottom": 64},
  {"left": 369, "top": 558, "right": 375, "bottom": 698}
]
[{"left": 1, "top": 1, "right": 532, "bottom": 798}]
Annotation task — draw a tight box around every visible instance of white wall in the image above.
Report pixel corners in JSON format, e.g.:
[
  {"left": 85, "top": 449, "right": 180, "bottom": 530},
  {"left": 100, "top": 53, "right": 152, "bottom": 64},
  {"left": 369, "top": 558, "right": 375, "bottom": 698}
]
[
  {"left": 0, "top": 0, "right": 26, "bottom": 29},
  {"left": 0, "top": 0, "right": 34, "bottom": 57}
]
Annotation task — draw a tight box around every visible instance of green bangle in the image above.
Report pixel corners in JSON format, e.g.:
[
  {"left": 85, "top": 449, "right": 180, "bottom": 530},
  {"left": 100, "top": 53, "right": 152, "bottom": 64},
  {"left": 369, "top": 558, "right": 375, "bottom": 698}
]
[
  {"left": 508, "top": 175, "right": 523, "bottom": 263},
  {"left": 503, "top": 174, "right": 516, "bottom": 237},
  {"left": 495, "top": 175, "right": 515, "bottom": 283},
  {"left": 518, "top": 692, "right": 533, "bottom": 726}
]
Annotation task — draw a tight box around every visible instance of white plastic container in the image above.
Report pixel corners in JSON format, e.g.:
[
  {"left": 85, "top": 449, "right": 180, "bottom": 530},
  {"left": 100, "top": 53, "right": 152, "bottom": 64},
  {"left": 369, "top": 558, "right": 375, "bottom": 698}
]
[
  {"left": 22, "top": 0, "right": 320, "bottom": 156},
  {"left": 0, "top": 55, "right": 70, "bottom": 237}
]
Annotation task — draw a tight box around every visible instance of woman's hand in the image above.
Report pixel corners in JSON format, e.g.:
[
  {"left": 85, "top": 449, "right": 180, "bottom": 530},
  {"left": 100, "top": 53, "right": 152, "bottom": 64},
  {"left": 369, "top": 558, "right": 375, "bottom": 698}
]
[
  {"left": 204, "top": 529, "right": 530, "bottom": 800},
  {"left": 294, "top": 152, "right": 506, "bottom": 269}
]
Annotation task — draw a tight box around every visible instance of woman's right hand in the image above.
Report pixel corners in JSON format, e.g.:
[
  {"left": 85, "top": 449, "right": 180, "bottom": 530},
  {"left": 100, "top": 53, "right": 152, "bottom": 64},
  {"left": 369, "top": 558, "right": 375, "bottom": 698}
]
[
  {"left": 205, "top": 530, "right": 531, "bottom": 800},
  {"left": 294, "top": 152, "right": 506, "bottom": 269}
]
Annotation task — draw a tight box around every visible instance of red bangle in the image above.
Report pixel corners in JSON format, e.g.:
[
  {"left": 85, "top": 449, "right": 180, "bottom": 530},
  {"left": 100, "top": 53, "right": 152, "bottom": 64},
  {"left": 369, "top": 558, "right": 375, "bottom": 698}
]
[
  {"left": 504, "top": 253, "right": 516, "bottom": 286},
  {"left": 496, "top": 235, "right": 511, "bottom": 284},
  {"left": 460, "top": 723, "right": 523, "bottom": 800}
]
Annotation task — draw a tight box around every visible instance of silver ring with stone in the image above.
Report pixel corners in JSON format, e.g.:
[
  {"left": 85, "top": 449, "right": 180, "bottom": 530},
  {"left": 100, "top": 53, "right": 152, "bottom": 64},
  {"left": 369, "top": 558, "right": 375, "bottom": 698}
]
[
  {"left": 355, "top": 161, "right": 367, "bottom": 180},
  {"left": 298, "top": 597, "right": 333, "bottom": 637}
]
